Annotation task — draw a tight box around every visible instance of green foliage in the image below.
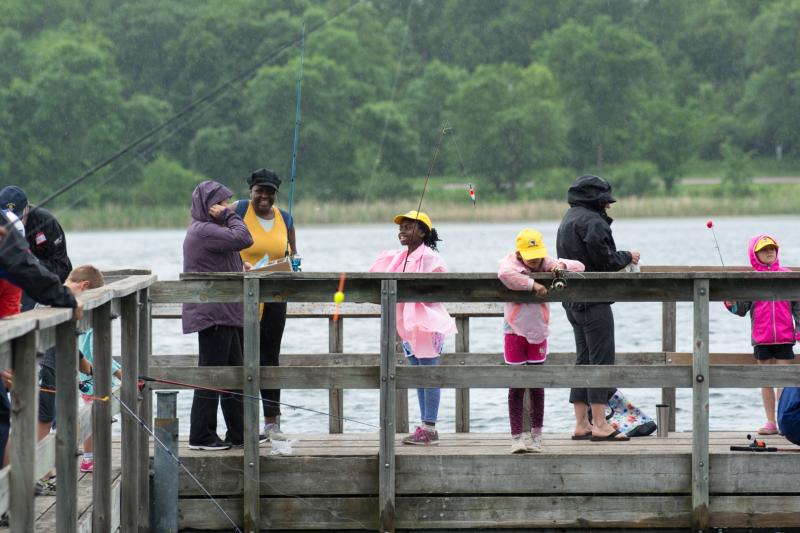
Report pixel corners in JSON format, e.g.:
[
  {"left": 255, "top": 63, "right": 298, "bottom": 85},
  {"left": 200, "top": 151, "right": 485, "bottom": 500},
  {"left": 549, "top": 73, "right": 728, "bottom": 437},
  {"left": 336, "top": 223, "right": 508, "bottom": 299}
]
[
  {"left": 720, "top": 141, "right": 753, "bottom": 197},
  {"left": 604, "top": 160, "right": 660, "bottom": 197},
  {"left": 134, "top": 155, "right": 203, "bottom": 206}
]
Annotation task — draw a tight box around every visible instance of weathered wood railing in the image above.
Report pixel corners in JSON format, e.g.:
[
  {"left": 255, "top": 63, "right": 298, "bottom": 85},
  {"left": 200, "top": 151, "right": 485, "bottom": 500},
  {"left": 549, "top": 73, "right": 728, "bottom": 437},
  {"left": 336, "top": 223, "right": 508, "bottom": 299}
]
[
  {"left": 0, "top": 272, "right": 155, "bottom": 532},
  {"left": 148, "top": 269, "right": 800, "bottom": 533}
]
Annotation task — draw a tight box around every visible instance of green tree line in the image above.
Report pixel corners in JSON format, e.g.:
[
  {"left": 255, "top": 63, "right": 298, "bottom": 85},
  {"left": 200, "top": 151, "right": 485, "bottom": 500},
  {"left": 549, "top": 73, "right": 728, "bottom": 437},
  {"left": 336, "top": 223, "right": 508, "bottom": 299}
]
[{"left": 1, "top": 0, "right": 799, "bottom": 206}]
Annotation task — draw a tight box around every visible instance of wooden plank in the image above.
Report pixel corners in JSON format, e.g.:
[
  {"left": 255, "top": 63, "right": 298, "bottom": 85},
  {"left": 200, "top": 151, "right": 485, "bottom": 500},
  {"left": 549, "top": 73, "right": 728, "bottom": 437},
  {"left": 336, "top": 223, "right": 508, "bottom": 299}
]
[
  {"left": 109, "top": 274, "right": 157, "bottom": 299},
  {"left": 454, "top": 316, "right": 470, "bottom": 433},
  {"left": 396, "top": 365, "right": 692, "bottom": 389},
  {"left": 136, "top": 287, "right": 151, "bottom": 532},
  {"left": 0, "top": 466, "right": 7, "bottom": 516},
  {"left": 10, "top": 329, "right": 37, "bottom": 532},
  {"left": 379, "top": 280, "right": 397, "bottom": 532},
  {"left": 395, "top": 333, "right": 408, "bottom": 435},
  {"left": 667, "top": 352, "right": 782, "bottom": 365},
  {"left": 711, "top": 495, "right": 800, "bottom": 528},
  {"left": 692, "top": 279, "right": 710, "bottom": 532},
  {"left": 91, "top": 302, "right": 113, "bottom": 533},
  {"left": 55, "top": 320, "right": 79, "bottom": 533},
  {"left": 327, "top": 317, "right": 344, "bottom": 434},
  {"left": 709, "top": 365, "right": 800, "bottom": 386},
  {"left": 119, "top": 293, "right": 140, "bottom": 533},
  {"left": 77, "top": 286, "right": 114, "bottom": 312},
  {"left": 0, "top": 316, "right": 36, "bottom": 345},
  {"left": 662, "top": 301, "right": 677, "bottom": 432},
  {"left": 149, "top": 280, "right": 243, "bottom": 304},
  {"left": 147, "top": 366, "right": 380, "bottom": 390},
  {"left": 242, "top": 278, "right": 260, "bottom": 533}
]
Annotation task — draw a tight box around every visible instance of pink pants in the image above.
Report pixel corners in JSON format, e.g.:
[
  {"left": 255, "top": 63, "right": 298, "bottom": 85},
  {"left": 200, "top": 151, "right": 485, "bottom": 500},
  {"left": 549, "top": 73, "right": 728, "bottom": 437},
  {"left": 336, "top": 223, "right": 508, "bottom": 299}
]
[{"left": 505, "top": 334, "right": 546, "bottom": 434}]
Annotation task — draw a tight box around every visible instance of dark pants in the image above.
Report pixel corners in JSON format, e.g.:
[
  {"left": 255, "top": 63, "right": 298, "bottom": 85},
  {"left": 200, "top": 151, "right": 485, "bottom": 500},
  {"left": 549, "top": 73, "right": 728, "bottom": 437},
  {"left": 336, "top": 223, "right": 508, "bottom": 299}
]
[
  {"left": 566, "top": 303, "right": 616, "bottom": 405},
  {"left": 0, "top": 386, "right": 9, "bottom": 462},
  {"left": 189, "top": 326, "right": 244, "bottom": 445},
  {"left": 260, "top": 302, "right": 287, "bottom": 418}
]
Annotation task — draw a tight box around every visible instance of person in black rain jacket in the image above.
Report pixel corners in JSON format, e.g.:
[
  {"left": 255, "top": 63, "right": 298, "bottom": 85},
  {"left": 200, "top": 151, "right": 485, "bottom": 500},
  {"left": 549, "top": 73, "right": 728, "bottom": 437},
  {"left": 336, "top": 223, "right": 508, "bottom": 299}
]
[{"left": 556, "top": 175, "right": 640, "bottom": 441}]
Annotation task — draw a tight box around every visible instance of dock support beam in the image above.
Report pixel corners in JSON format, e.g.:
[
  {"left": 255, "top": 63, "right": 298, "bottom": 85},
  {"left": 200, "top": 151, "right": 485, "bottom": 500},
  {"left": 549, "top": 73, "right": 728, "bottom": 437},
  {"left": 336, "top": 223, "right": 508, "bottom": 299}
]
[
  {"left": 55, "top": 319, "right": 79, "bottom": 533},
  {"left": 379, "top": 280, "right": 397, "bottom": 532},
  {"left": 243, "top": 277, "right": 261, "bottom": 533},
  {"left": 10, "top": 330, "right": 37, "bottom": 532},
  {"left": 328, "top": 317, "right": 344, "bottom": 433},
  {"left": 152, "top": 391, "right": 178, "bottom": 533},
  {"left": 137, "top": 287, "right": 152, "bottom": 532},
  {"left": 121, "top": 292, "right": 140, "bottom": 532},
  {"left": 662, "top": 301, "right": 677, "bottom": 431},
  {"left": 692, "top": 280, "right": 710, "bottom": 532},
  {"left": 92, "top": 302, "right": 113, "bottom": 533},
  {"left": 455, "top": 316, "right": 470, "bottom": 433}
]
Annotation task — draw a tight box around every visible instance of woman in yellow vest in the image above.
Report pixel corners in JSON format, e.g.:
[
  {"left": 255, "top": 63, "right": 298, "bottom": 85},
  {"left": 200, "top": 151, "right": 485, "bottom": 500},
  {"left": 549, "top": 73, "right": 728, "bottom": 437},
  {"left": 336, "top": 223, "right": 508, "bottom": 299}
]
[{"left": 233, "top": 168, "right": 298, "bottom": 441}]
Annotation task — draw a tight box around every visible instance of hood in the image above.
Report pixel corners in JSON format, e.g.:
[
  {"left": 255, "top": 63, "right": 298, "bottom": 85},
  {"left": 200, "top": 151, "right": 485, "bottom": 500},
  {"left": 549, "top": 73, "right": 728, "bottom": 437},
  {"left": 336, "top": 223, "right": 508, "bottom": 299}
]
[
  {"left": 190, "top": 180, "right": 234, "bottom": 222},
  {"left": 567, "top": 175, "right": 617, "bottom": 212},
  {"left": 748, "top": 234, "right": 783, "bottom": 271}
]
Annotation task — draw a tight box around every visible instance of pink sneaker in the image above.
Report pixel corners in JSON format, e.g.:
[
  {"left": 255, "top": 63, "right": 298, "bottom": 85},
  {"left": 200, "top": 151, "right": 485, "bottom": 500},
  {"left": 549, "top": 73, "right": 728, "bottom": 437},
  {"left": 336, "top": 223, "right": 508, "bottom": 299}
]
[
  {"left": 401, "top": 426, "right": 439, "bottom": 445},
  {"left": 79, "top": 459, "right": 93, "bottom": 473},
  {"left": 758, "top": 422, "right": 778, "bottom": 435}
]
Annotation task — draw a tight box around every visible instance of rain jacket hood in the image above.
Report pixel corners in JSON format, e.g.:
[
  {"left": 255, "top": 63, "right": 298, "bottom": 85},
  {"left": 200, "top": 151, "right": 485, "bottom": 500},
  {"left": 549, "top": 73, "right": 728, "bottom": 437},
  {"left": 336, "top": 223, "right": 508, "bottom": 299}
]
[
  {"left": 567, "top": 175, "right": 616, "bottom": 213},
  {"left": 191, "top": 181, "right": 234, "bottom": 222},
  {"left": 749, "top": 234, "right": 785, "bottom": 272}
]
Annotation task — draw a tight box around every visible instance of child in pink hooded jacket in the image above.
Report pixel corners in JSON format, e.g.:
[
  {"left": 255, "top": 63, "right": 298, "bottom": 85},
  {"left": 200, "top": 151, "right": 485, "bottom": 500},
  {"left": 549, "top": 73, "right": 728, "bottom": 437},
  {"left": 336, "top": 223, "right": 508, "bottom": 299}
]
[
  {"left": 725, "top": 234, "right": 800, "bottom": 435},
  {"left": 369, "top": 210, "right": 457, "bottom": 445},
  {"left": 498, "top": 229, "right": 584, "bottom": 453}
]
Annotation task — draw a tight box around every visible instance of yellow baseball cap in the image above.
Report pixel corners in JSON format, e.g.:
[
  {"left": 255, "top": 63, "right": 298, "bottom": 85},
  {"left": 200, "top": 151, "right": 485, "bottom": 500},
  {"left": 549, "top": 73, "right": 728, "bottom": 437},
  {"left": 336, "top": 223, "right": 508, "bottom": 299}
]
[
  {"left": 515, "top": 229, "right": 548, "bottom": 260},
  {"left": 393, "top": 210, "right": 432, "bottom": 231},
  {"left": 754, "top": 236, "right": 778, "bottom": 252}
]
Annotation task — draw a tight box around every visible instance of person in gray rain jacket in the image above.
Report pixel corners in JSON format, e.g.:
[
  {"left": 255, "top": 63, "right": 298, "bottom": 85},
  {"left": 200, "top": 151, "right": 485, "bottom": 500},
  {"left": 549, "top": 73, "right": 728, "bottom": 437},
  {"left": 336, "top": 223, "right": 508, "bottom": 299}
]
[{"left": 182, "top": 180, "right": 256, "bottom": 451}]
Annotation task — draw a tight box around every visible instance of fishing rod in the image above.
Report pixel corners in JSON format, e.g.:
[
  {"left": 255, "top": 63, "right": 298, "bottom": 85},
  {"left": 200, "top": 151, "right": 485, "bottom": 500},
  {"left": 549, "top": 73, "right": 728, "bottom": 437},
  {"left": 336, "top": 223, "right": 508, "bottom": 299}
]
[
  {"left": 111, "top": 391, "right": 243, "bottom": 533},
  {"left": 706, "top": 219, "right": 726, "bottom": 267},
  {"left": 448, "top": 126, "right": 477, "bottom": 207},
  {"left": 285, "top": 23, "right": 306, "bottom": 271},
  {"left": 402, "top": 122, "right": 451, "bottom": 273},
  {"left": 139, "top": 375, "right": 379, "bottom": 429},
  {"left": 18, "top": 0, "right": 364, "bottom": 222}
]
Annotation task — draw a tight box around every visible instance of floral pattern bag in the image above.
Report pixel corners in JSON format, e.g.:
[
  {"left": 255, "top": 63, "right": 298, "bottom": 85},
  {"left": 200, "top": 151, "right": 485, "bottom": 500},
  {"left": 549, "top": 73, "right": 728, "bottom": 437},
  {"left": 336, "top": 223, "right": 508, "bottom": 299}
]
[{"left": 605, "top": 390, "right": 657, "bottom": 437}]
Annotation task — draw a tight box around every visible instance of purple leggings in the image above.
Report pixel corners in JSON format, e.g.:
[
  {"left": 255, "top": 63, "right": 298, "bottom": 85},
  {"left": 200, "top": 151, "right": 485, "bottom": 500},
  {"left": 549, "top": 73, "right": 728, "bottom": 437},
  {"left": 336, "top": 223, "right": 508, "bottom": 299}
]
[{"left": 508, "top": 388, "right": 544, "bottom": 435}]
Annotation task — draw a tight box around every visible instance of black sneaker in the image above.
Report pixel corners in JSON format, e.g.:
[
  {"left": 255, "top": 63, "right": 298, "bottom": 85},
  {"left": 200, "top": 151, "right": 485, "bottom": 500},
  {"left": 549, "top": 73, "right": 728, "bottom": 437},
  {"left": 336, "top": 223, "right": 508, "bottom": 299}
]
[
  {"left": 188, "top": 439, "right": 231, "bottom": 451},
  {"left": 225, "top": 434, "right": 269, "bottom": 448}
]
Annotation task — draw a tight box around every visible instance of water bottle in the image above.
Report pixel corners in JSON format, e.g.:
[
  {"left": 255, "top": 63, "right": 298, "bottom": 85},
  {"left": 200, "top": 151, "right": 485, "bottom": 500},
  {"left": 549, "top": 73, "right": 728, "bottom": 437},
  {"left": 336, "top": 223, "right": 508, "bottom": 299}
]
[{"left": 290, "top": 255, "right": 302, "bottom": 272}]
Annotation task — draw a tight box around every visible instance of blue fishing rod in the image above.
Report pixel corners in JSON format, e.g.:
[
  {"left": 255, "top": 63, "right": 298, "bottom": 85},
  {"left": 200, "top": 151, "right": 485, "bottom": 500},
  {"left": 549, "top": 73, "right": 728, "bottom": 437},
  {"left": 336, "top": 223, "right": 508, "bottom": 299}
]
[{"left": 286, "top": 23, "right": 305, "bottom": 272}]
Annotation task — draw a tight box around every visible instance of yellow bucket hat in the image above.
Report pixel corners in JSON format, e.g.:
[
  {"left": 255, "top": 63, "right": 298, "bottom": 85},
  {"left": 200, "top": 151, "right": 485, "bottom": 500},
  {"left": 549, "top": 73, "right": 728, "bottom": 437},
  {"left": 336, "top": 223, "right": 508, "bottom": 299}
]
[
  {"left": 754, "top": 236, "right": 778, "bottom": 252},
  {"left": 393, "top": 210, "right": 432, "bottom": 231},
  {"left": 515, "top": 229, "right": 548, "bottom": 260}
]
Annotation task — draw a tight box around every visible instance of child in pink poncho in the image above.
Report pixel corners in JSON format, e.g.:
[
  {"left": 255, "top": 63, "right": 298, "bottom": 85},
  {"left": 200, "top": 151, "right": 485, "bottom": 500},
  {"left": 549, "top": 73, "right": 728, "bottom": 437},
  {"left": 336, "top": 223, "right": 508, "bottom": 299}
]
[
  {"left": 369, "top": 210, "right": 457, "bottom": 445},
  {"left": 724, "top": 234, "right": 800, "bottom": 435},
  {"left": 498, "top": 229, "right": 584, "bottom": 453}
]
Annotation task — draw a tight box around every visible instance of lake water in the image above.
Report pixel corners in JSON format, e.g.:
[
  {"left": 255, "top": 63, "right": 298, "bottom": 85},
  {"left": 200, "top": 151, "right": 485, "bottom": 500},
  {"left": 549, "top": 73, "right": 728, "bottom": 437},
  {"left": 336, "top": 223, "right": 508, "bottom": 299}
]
[{"left": 67, "top": 215, "right": 800, "bottom": 436}]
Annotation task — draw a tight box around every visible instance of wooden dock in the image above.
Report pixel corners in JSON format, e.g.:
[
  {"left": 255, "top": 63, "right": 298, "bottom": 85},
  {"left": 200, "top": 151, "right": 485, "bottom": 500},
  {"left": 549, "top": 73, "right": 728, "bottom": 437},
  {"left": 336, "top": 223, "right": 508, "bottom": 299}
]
[{"left": 1, "top": 268, "right": 800, "bottom": 532}]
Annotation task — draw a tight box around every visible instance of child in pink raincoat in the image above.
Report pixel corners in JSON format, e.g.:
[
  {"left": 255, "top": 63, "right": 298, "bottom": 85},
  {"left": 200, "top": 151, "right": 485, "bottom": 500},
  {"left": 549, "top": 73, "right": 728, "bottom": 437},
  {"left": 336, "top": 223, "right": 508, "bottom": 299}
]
[
  {"left": 369, "top": 210, "right": 457, "bottom": 445},
  {"left": 725, "top": 234, "right": 800, "bottom": 435},
  {"left": 498, "top": 229, "right": 584, "bottom": 453}
]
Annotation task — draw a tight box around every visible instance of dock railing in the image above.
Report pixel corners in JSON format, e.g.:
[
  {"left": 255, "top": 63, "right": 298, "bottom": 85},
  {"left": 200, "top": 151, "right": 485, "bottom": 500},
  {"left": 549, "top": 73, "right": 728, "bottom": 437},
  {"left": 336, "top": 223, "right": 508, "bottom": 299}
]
[
  {"left": 147, "top": 268, "right": 800, "bottom": 532},
  {"left": 0, "top": 271, "right": 156, "bottom": 533}
]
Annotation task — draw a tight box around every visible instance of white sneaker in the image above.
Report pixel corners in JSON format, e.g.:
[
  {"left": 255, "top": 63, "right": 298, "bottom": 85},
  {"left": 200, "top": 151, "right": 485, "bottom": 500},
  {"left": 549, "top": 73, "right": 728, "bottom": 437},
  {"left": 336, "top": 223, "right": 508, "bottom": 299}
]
[
  {"left": 510, "top": 435, "right": 527, "bottom": 454},
  {"left": 525, "top": 433, "right": 543, "bottom": 453},
  {"left": 264, "top": 424, "right": 288, "bottom": 442}
]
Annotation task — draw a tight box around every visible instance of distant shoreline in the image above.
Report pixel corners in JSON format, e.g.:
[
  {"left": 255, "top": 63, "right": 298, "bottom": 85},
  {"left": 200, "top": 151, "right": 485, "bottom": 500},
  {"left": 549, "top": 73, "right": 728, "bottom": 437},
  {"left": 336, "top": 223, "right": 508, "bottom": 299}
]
[{"left": 56, "top": 196, "right": 799, "bottom": 231}]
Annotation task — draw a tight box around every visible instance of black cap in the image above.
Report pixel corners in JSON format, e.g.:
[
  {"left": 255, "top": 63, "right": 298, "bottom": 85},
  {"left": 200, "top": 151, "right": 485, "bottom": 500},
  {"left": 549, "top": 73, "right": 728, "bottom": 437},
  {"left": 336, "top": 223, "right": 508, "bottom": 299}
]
[
  {"left": 0, "top": 186, "right": 28, "bottom": 217},
  {"left": 246, "top": 168, "right": 281, "bottom": 190}
]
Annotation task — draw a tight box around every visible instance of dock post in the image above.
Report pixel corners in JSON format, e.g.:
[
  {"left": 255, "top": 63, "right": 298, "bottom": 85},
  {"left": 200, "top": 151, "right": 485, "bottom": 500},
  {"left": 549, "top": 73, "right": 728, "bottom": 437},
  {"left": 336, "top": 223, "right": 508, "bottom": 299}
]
[
  {"left": 379, "top": 280, "right": 397, "bottom": 532},
  {"left": 692, "top": 280, "right": 710, "bottom": 532},
  {"left": 455, "top": 316, "right": 470, "bottom": 433},
  {"left": 328, "top": 317, "right": 344, "bottom": 433},
  {"left": 395, "top": 331, "right": 409, "bottom": 435},
  {"left": 137, "top": 287, "right": 152, "bottom": 532},
  {"left": 55, "top": 319, "right": 79, "bottom": 533},
  {"left": 92, "top": 302, "right": 113, "bottom": 533},
  {"left": 152, "top": 391, "right": 178, "bottom": 533},
  {"left": 120, "top": 292, "right": 140, "bottom": 532},
  {"left": 10, "top": 330, "right": 37, "bottom": 532},
  {"left": 662, "top": 301, "right": 677, "bottom": 431},
  {"left": 243, "top": 277, "right": 261, "bottom": 533}
]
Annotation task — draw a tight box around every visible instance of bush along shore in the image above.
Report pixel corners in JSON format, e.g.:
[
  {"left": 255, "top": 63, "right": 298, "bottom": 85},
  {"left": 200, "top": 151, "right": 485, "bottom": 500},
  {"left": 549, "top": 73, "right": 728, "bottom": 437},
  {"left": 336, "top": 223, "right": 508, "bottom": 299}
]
[{"left": 57, "top": 193, "right": 800, "bottom": 231}]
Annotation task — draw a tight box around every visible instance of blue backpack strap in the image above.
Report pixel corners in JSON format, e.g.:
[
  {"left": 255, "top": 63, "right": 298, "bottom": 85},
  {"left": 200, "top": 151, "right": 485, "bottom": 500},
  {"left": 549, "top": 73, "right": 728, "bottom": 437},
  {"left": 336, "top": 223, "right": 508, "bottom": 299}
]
[
  {"left": 234, "top": 200, "right": 249, "bottom": 218},
  {"left": 279, "top": 208, "right": 293, "bottom": 231}
]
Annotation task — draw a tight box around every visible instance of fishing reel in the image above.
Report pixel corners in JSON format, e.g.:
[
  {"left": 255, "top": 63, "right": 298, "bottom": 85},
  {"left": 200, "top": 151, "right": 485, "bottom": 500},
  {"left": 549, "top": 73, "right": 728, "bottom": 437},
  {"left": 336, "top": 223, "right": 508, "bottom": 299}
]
[
  {"left": 550, "top": 269, "right": 567, "bottom": 291},
  {"left": 290, "top": 255, "right": 302, "bottom": 272}
]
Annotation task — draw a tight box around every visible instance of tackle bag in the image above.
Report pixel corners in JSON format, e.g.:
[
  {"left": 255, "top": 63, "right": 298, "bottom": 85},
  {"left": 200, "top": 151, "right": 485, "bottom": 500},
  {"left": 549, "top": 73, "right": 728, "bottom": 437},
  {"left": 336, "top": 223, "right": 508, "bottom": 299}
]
[
  {"left": 605, "top": 389, "right": 657, "bottom": 437},
  {"left": 777, "top": 387, "right": 800, "bottom": 446}
]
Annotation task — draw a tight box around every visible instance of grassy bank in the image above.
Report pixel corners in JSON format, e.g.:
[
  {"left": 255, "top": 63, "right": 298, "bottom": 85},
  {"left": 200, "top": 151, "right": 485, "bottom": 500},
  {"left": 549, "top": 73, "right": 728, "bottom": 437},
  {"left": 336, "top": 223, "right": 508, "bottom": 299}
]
[{"left": 56, "top": 192, "right": 800, "bottom": 231}]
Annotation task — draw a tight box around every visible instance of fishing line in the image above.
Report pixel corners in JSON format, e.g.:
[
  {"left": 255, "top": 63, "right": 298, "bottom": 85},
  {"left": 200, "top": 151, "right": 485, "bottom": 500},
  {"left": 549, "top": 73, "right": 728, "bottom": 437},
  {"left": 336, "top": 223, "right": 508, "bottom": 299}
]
[
  {"left": 363, "top": 0, "right": 414, "bottom": 200},
  {"left": 139, "top": 376, "right": 379, "bottom": 429},
  {"left": 285, "top": 23, "right": 305, "bottom": 262},
  {"left": 111, "top": 391, "right": 243, "bottom": 533},
  {"left": 448, "top": 126, "right": 477, "bottom": 207},
  {"left": 24, "top": 0, "right": 365, "bottom": 217},
  {"left": 403, "top": 121, "right": 450, "bottom": 272}
]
